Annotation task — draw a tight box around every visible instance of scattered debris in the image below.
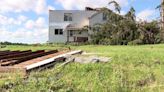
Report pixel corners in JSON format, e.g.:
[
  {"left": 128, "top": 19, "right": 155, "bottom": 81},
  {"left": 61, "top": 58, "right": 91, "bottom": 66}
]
[
  {"left": 82, "top": 51, "right": 103, "bottom": 55},
  {"left": 57, "top": 56, "right": 74, "bottom": 68},
  {"left": 26, "top": 50, "right": 82, "bottom": 70},
  {"left": 65, "top": 55, "right": 111, "bottom": 64}
]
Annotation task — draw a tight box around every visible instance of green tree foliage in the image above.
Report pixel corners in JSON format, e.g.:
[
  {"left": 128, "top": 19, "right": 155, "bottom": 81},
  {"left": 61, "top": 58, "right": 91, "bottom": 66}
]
[
  {"left": 139, "top": 21, "right": 162, "bottom": 44},
  {"left": 90, "top": 3, "right": 163, "bottom": 45}
]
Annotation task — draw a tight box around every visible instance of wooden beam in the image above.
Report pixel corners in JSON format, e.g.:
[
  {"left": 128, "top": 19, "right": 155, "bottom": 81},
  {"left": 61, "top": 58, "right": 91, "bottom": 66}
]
[{"left": 25, "top": 50, "right": 82, "bottom": 70}]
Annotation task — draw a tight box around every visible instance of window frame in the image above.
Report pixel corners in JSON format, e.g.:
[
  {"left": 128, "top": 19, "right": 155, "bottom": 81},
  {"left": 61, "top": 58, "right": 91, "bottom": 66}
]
[
  {"left": 64, "top": 13, "right": 73, "bottom": 21},
  {"left": 59, "top": 29, "right": 63, "bottom": 35},
  {"left": 54, "top": 29, "right": 63, "bottom": 35}
]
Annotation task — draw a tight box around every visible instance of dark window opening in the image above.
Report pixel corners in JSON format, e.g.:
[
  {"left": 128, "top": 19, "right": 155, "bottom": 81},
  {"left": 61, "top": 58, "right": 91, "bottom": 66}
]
[
  {"left": 64, "top": 13, "right": 72, "bottom": 21},
  {"left": 59, "top": 29, "right": 63, "bottom": 35},
  {"left": 69, "top": 30, "right": 73, "bottom": 37},
  {"left": 55, "top": 29, "right": 58, "bottom": 35},
  {"left": 54, "top": 29, "right": 63, "bottom": 35}
]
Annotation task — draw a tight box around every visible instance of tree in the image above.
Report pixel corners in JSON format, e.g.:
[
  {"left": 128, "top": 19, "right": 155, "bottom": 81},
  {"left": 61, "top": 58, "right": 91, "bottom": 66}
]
[
  {"left": 90, "top": 1, "right": 163, "bottom": 45},
  {"left": 125, "top": 7, "right": 136, "bottom": 21},
  {"left": 108, "top": 1, "right": 121, "bottom": 13},
  {"left": 156, "top": 0, "right": 164, "bottom": 42}
]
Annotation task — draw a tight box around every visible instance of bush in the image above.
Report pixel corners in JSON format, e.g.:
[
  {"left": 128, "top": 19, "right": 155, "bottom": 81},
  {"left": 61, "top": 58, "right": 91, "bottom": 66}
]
[
  {"left": 0, "top": 41, "right": 28, "bottom": 46},
  {"left": 91, "top": 20, "right": 163, "bottom": 45},
  {"left": 89, "top": 6, "right": 163, "bottom": 45},
  {"left": 128, "top": 39, "right": 143, "bottom": 45}
]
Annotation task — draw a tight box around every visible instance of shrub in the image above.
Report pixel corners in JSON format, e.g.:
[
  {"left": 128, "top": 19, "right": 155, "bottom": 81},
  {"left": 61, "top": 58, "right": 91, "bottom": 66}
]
[{"left": 128, "top": 39, "right": 143, "bottom": 45}]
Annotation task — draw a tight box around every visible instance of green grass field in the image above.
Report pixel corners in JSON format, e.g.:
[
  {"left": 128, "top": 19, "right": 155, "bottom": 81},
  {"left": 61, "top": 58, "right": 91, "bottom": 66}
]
[{"left": 0, "top": 44, "right": 164, "bottom": 92}]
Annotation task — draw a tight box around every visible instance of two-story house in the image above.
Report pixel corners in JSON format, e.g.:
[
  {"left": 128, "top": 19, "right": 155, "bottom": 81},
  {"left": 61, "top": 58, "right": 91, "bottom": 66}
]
[{"left": 49, "top": 7, "right": 107, "bottom": 43}]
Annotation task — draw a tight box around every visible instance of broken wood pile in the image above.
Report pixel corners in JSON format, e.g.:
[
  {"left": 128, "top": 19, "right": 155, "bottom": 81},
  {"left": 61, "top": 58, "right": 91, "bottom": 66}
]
[
  {"left": 0, "top": 50, "right": 58, "bottom": 66},
  {"left": 0, "top": 50, "right": 82, "bottom": 74}
]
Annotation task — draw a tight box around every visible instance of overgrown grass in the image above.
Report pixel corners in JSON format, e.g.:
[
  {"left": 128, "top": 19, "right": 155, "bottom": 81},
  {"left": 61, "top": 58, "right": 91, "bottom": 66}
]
[{"left": 0, "top": 44, "right": 164, "bottom": 92}]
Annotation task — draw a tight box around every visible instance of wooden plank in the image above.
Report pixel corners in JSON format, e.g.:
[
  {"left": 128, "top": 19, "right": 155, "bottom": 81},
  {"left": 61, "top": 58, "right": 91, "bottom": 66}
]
[
  {"left": 25, "top": 50, "right": 82, "bottom": 70},
  {"left": 0, "top": 50, "right": 10, "bottom": 54},
  {"left": 0, "top": 51, "right": 20, "bottom": 57},
  {"left": 0, "top": 50, "right": 32, "bottom": 60},
  {"left": 14, "top": 51, "right": 68, "bottom": 67},
  {"left": 0, "top": 50, "right": 45, "bottom": 62},
  {"left": 1, "top": 50, "right": 58, "bottom": 66}
]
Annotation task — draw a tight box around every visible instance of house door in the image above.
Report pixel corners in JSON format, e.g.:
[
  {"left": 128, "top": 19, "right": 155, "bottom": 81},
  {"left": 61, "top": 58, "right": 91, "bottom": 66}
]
[
  {"left": 74, "top": 36, "right": 76, "bottom": 42},
  {"left": 67, "top": 30, "right": 74, "bottom": 42}
]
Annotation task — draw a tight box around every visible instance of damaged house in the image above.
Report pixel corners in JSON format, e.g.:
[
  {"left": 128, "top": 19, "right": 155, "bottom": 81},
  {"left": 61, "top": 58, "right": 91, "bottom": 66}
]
[{"left": 48, "top": 7, "right": 108, "bottom": 43}]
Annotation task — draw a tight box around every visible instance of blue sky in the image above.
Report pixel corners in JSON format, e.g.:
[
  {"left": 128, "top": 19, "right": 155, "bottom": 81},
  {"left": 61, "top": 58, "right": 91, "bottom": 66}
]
[{"left": 0, "top": 0, "right": 161, "bottom": 43}]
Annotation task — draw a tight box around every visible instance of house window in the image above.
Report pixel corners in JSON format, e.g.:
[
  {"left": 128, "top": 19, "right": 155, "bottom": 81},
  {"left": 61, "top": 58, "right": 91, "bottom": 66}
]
[
  {"left": 55, "top": 29, "right": 58, "bottom": 35},
  {"left": 103, "top": 13, "right": 107, "bottom": 21},
  {"left": 54, "top": 29, "right": 63, "bottom": 35},
  {"left": 59, "top": 29, "right": 63, "bottom": 35},
  {"left": 64, "top": 13, "right": 72, "bottom": 21},
  {"left": 69, "top": 30, "right": 73, "bottom": 37}
]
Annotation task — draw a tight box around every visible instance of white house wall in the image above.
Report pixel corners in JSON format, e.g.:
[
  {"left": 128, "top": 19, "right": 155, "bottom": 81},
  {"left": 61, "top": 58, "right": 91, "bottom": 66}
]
[
  {"left": 49, "top": 26, "right": 67, "bottom": 43},
  {"left": 49, "top": 10, "right": 96, "bottom": 43},
  {"left": 89, "top": 13, "right": 106, "bottom": 27},
  {"left": 49, "top": 10, "right": 96, "bottom": 27}
]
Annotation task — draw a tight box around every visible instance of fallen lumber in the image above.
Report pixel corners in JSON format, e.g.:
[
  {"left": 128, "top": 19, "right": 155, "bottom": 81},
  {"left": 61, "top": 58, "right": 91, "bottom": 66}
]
[
  {"left": 0, "top": 50, "right": 32, "bottom": 60},
  {"left": 0, "top": 50, "right": 9, "bottom": 54},
  {"left": 25, "top": 50, "right": 82, "bottom": 70},
  {"left": 1, "top": 50, "right": 58, "bottom": 66},
  {"left": 0, "top": 51, "right": 20, "bottom": 57},
  {"left": 0, "top": 50, "right": 45, "bottom": 62}
]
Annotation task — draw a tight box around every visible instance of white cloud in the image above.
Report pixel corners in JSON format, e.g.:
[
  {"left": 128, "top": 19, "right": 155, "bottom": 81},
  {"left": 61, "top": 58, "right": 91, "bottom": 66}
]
[
  {"left": 136, "top": 9, "right": 157, "bottom": 21},
  {"left": 36, "top": 17, "right": 46, "bottom": 28},
  {"left": 25, "top": 20, "right": 35, "bottom": 29},
  {"left": 25, "top": 17, "right": 46, "bottom": 29},
  {"left": 35, "top": 0, "right": 47, "bottom": 14},
  {"left": 0, "top": 14, "right": 47, "bottom": 43},
  {"left": 0, "top": 1, "right": 54, "bottom": 44},
  {"left": 0, "top": 28, "right": 48, "bottom": 43},
  {"left": 0, "top": 0, "right": 35, "bottom": 13},
  {"left": 56, "top": 0, "right": 129, "bottom": 10},
  {"left": 0, "top": 0, "right": 53, "bottom": 14},
  {"left": 48, "top": 5, "right": 55, "bottom": 10},
  {"left": 18, "top": 15, "right": 28, "bottom": 22},
  {"left": 0, "top": 14, "right": 28, "bottom": 26}
]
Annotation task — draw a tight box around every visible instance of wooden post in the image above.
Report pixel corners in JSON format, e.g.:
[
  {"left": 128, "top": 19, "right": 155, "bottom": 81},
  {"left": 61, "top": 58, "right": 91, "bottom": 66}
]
[
  {"left": 161, "top": 0, "right": 164, "bottom": 28},
  {"left": 67, "top": 30, "right": 69, "bottom": 43}
]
